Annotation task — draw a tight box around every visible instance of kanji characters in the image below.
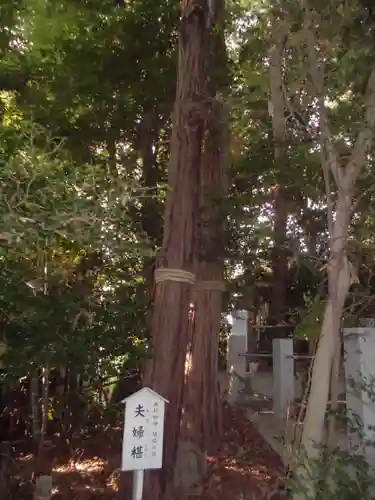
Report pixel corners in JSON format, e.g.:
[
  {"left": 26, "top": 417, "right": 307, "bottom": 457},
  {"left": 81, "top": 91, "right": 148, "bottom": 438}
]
[
  {"left": 134, "top": 404, "right": 145, "bottom": 417},
  {"left": 132, "top": 425, "right": 145, "bottom": 439},
  {"left": 131, "top": 446, "right": 143, "bottom": 459}
]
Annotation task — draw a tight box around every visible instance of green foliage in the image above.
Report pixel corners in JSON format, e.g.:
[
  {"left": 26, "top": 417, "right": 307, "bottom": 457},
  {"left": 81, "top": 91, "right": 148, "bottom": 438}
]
[
  {"left": 1, "top": 2, "right": 375, "bottom": 488},
  {"left": 288, "top": 373, "right": 375, "bottom": 499},
  {"left": 0, "top": 119, "right": 152, "bottom": 384},
  {"left": 0, "top": 121, "right": 100, "bottom": 248},
  {"left": 294, "top": 294, "right": 326, "bottom": 341},
  {"left": 288, "top": 448, "right": 375, "bottom": 500},
  {"left": 0, "top": 2, "right": 178, "bottom": 434}
]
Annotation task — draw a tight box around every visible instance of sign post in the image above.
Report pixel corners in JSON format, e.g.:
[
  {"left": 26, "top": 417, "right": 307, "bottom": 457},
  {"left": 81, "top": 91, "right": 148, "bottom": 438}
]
[{"left": 121, "top": 387, "right": 169, "bottom": 500}]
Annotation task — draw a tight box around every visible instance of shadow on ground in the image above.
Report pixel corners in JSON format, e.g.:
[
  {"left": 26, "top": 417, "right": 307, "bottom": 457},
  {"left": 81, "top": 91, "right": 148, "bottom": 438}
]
[{"left": 11, "top": 404, "right": 284, "bottom": 500}]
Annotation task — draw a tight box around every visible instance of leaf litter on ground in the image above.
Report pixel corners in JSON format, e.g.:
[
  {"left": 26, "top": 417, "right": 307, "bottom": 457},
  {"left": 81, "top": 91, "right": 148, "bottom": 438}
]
[{"left": 12, "top": 403, "right": 285, "bottom": 499}]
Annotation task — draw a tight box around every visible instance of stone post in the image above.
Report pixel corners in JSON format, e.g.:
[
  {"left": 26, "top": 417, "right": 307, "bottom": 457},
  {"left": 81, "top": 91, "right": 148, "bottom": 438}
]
[
  {"left": 273, "top": 338, "right": 294, "bottom": 420},
  {"left": 34, "top": 475, "right": 52, "bottom": 500},
  {"left": 227, "top": 310, "right": 248, "bottom": 404},
  {"left": 246, "top": 310, "right": 257, "bottom": 357},
  {"left": 344, "top": 327, "right": 375, "bottom": 467}
]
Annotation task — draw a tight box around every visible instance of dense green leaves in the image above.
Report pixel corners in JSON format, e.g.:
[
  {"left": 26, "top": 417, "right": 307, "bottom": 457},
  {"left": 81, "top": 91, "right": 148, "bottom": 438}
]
[{"left": 0, "top": 0, "right": 178, "bottom": 386}]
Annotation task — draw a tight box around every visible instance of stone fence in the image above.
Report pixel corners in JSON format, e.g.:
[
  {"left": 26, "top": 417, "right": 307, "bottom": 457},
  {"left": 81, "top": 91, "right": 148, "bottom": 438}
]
[{"left": 227, "top": 310, "right": 375, "bottom": 466}]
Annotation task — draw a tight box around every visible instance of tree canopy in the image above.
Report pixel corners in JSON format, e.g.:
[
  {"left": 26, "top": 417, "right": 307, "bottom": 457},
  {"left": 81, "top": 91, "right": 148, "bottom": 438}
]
[{"left": 1, "top": 0, "right": 375, "bottom": 499}]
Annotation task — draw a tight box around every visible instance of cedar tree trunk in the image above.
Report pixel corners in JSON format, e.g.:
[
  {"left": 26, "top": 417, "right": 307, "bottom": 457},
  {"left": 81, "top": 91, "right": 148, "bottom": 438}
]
[
  {"left": 182, "top": 0, "right": 229, "bottom": 453},
  {"left": 183, "top": 101, "right": 229, "bottom": 453},
  {"left": 143, "top": 2, "right": 211, "bottom": 499}
]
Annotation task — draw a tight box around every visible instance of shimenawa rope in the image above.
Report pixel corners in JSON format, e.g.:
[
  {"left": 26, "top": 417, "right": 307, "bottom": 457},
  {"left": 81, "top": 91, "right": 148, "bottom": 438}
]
[{"left": 154, "top": 268, "right": 196, "bottom": 285}]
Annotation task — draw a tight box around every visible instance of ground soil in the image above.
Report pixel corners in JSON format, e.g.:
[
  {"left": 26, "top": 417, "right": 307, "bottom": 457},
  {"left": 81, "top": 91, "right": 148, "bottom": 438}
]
[{"left": 12, "top": 403, "right": 285, "bottom": 500}]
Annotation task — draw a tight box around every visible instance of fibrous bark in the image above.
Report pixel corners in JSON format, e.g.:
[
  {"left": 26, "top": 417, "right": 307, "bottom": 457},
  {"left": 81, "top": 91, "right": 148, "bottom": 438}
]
[
  {"left": 183, "top": 101, "right": 229, "bottom": 452},
  {"left": 143, "top": 2, "right": 211, "bottom": 499},
  {"left": 181, "top": 0, "right": 229, "bottom": 455}
]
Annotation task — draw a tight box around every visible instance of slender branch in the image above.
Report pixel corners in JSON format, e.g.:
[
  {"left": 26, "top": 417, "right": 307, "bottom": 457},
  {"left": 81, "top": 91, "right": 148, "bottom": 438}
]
[
  {"left": 302, "top": 11, "right": 336, "bottom": 242},
  {"left": 344, "top": 68, "right": 375, "bottom": 189},
  {"left": 302, "top": 7, "right": 345, "bottom": 189}
]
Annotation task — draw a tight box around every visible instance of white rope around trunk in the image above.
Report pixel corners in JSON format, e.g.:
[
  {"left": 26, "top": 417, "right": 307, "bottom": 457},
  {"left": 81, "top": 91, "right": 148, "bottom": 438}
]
[{"left": 154, "top": 268, "right": 196, "bottom": 285}]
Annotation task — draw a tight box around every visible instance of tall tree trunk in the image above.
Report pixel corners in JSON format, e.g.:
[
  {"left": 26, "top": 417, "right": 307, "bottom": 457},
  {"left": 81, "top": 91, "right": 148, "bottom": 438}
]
[
  {"left": 183, "top": 104, "right": 229, "bottom": 452},
  {"left": 182, "top": 0, "right": 229, "bottom": 454},
  {"left": 268, "top": 31, "right": 288, "bottom": 337},
  {"left": 143, "top": 2, "right": 210, "bottom": 499}
]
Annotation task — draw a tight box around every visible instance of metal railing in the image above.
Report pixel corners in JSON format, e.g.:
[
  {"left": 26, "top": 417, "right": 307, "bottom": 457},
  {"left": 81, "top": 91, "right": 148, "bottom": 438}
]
[
  {"left": 240, "top": 353, "right": 272, "bottom": 358},
  {"left": 240, "top": 353, "right": 315, "bottom": 360}
]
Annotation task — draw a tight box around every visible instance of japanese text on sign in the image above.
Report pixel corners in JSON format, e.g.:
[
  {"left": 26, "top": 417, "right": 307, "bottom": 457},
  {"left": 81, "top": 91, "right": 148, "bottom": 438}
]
[{"left": 121, "top": 388, "right": 167, "bottom": 471}]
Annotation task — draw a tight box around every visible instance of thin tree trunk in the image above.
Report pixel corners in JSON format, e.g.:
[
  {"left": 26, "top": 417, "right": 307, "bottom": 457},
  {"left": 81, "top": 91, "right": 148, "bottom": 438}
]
[
  {"left": 30, "top": 374, "right": 40, "bottom": 443},
  {"left": 268, "top": 32, "right": 288, "bottom": 336},
  {"left": 0, "top": 441, "right": 11, "bottom": 500},
  {"left": 34, "top": 366, "right": 52, "bottom": 500},
  {"left": 139, "top": 112, "right": 162, "bottom": 246},
  {"left": 294, "top": 250, "right": 353, "bottom": 500},
  {"left": 39, "top": 366, "right": 49, "bottom": 457},
  {"left": 139, "top": 111, "right": 163, "bottom": 312},
  {"left": 327, "top": 340, "right": 341, "bottom": 450},
  {"left": 300, "top": 228, "right": 351, "bottom": 452},
  {"left": 107, "top": 137, "right": 118, "bottom": 178},
  {"left": 292, "top": 6, "right": 375, "bottom": 497},
  {"left": 143, "top": 2, "right": 211, "bottom": 499}
]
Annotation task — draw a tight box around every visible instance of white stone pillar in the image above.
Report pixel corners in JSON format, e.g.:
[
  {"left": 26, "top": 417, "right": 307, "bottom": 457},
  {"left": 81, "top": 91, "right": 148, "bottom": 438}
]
[
  {"left": 273, "top": 338, "right": 294, "bottom": 420},
  {"left": 227, "top": 310, "right": 248, "bottom": 404},
  {"left": 34, "top": 475, "right": 52, "bottom": 500},
  {"left": 344, "top": 328, "right": 375, "bottom": 467}
]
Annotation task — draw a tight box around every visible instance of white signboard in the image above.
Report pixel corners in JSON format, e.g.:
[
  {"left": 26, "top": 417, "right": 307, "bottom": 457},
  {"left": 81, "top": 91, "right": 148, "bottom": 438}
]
[{"left": 121, "top": 387, "right": 168, "bottom": 471}]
